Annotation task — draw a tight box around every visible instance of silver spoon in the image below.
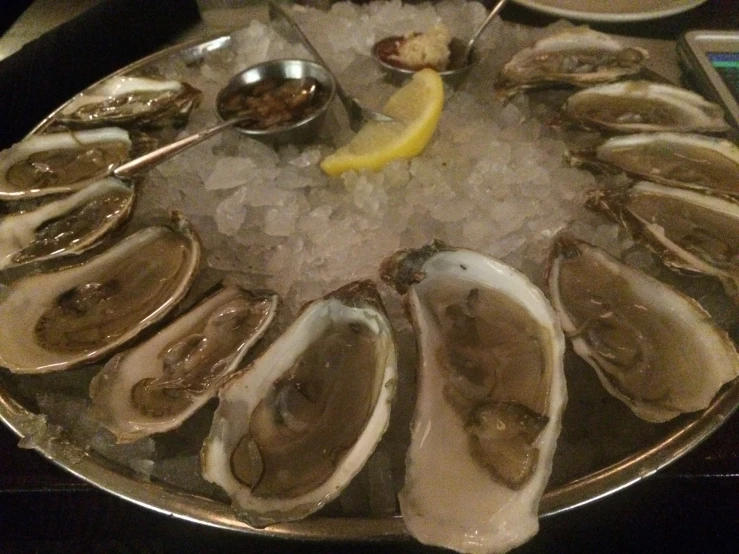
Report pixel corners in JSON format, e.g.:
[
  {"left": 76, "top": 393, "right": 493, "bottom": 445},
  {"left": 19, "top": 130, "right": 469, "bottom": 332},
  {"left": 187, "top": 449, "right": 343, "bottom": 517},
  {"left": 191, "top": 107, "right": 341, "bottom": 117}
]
[
  {"left": 372, "top": 0, "right": 510, "bottom": 85},
  {"left": 463, "top": 0, "right": 510, "bottom": 64},
  {"left": 113, "top": 61, "right": 330, "bottom": 180},
  {"left": 113, "top": 115, "right": 254, "bottom": 179},
  {"left": 267, "top": 0, "right": 394, "bottom": 131}
]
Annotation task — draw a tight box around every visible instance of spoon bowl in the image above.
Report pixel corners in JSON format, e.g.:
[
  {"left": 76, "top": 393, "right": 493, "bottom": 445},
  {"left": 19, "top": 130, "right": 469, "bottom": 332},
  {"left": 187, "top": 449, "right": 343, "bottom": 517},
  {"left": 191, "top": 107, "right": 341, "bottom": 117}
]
[
  {"left": 371, "top": 0, "right": 508, "bottom": 86},
  {"left": 372, "top": 37, "right": 479, "bottom": 87}
]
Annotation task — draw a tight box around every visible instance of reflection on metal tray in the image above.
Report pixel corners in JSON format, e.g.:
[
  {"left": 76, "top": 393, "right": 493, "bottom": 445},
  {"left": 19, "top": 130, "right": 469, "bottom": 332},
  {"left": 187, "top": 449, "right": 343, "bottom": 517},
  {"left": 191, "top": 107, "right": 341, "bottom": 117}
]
[{"left": 1, "top": 19, "right": 738, "bottom": 542}]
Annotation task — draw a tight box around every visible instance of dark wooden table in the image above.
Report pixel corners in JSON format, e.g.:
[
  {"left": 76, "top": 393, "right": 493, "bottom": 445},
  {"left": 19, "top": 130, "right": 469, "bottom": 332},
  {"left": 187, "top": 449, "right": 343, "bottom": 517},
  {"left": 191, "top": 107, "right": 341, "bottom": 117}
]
[{"left": 1, "top": 1, "right": 738, "bottom": 553}]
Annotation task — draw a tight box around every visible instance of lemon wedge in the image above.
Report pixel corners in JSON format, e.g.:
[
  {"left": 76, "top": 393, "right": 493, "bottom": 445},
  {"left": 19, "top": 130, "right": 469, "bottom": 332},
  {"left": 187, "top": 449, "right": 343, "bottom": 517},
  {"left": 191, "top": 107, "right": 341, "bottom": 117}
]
[{"left": 320, "top": 68, "right": 444, "bottom": 176}]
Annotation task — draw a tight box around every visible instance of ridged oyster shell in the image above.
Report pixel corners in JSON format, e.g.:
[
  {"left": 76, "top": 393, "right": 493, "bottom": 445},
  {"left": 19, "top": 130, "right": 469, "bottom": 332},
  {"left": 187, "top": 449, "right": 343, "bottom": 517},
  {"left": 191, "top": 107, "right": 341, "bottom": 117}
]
[
  {"left": 0, "top": 214, "right": 200, "bottom": 374},
  {"left": 56, "top": 75, "right": 201, "bottom": 129},
  {"left": 200, "top": 280, "right": 397, "bottom": 527},
  {"left": 570, "top": 132, "right": 739, "bottom": 197},
  {"left": 495, "top": 27, "right": 648, "bottom": 97},
  {"left": 546, "top": 236, "right": 739, "bottom": 422},
  {"left": 0, "top": 177, "right": 135, "bottom": 271},
  {"left": 562, "top": 81, "right": 730, "bottom": 133},
  {"left": 380, "top": 242, "right": 566, "bottom": 554},
  {"left": 587, "top": 181, "right": 739, "bottom": 303},
  {"left": 0, "top": 128, "right": 131, "bottom": 200},
  {"left": 89, "top": 284, "right": 279, "bottom": 443}
]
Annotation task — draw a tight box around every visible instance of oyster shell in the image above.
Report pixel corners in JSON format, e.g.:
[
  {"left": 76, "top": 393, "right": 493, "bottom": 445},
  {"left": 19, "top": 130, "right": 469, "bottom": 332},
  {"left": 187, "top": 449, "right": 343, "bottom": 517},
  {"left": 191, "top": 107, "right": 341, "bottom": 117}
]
[
  {"left": 56, "top": 75, "right": 201, "bottom": 129},
  {"left": 0, "top": 214, "right": 200, "bottom": 374},
  {"left": 546, "top": 236, "right": 739, "bottom": 422},
  {"left": 495, "top": 28, "right": 648, "bottom": 97},
  {"left": 576, "top": 133, "right": 739, "bottom": 197},
  {"left": 89, "top": 284, "right": 279, "bottom": 443},
  {"left": 0, "top": 128, "right": 131, "bottom": 200},
  {"left": 587, "top": 181, "right": 739, "bottom": 302},
  {"left": 200, "top": 280, "right": 397, "bottom": 527},
  {"left": 562, "top": 81, "right": 730, "bottom": 134},
  {"left": 0, "top": 177, "right": 135, "bottom": 271},
  {"left": 380, "top": 242, "right": 566, "bottom": 554}
]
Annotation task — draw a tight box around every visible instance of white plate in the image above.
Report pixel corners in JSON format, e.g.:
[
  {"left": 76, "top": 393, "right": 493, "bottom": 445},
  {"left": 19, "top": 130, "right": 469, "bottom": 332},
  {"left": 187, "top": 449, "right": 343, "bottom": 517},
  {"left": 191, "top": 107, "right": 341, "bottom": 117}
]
[{"left": 511, "top": 0, "right": 708, "bottom": 23}]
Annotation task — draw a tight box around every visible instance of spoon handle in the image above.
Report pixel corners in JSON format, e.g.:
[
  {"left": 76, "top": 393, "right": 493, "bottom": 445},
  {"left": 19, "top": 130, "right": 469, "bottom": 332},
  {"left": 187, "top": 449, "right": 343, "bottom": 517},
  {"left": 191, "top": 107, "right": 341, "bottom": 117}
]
[
  {"left": 113, "top": 117, "right": 244, "bottom": 180},
  {"left": 465, "top": 0, "right": 510, "bottom": 61}
]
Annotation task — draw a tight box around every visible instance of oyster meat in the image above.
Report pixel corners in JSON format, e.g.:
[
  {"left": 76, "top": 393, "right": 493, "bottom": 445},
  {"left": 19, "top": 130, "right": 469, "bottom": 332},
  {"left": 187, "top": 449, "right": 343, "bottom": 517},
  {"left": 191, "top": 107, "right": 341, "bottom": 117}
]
[
  {"left": 570, "top": 132, "right": 739, "bottom": 197},
  {"left": 380, "top": 243, "right": 566, "bottom": 554},
  {"left": 201, "top": 280, "right": 397, "bottom": 527},
  {"left": 587, "top": 181, "right": 739, "bottom": 302},
  {"left": 0, "top": 128, "right": 131, "bottom": 200},
  {"left": 89, "top": 285, "right": 279, "bottom": 443},
  {"left": 0, "top": 214, "right": 200, "bottom": 374},
  {"left": 56, "top": 75, "right": 201, "bottom": 129},
  {"left": 547, "top": 236, "right": 739, "bottom": 422},
  {"left": 0, "top": 177, "right": 135, "bottom": 271},
  {"left": 562, "top": 81, "right": 730, "bottom": 133},
  {"left": 495, "top": 27, "right": 648, "bottom": 97}
]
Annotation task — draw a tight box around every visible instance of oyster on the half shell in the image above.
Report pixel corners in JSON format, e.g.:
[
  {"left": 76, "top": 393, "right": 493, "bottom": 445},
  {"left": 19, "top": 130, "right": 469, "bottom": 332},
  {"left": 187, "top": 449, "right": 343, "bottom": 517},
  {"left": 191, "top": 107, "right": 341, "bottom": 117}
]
[
  {"left": 380, "top": 242, "right": 566, "bottom": 554},
  {"left": 0, "top": 214, "right": 200, "bottom": 374},
  {"left": 201, "top": 280, "right": 397, "bottom": 528},
  {"left": 587, "top": 181, "right": 739, "bottom": 302},
  {"left": 89, "top": 284, "right": 279, "bottom": 443},
  {"left": 546, "top": 236, "right": 739, "bottom": 422},
  {"left": 0, "top": 177, "right": 135, "bottom": 271},
  {"left": 55, "top": 75, "right": 201, "bottom": 129},
  {"left": 569, "top": 132, "right": 739, "bottom": 197},
  {"left": 562, "top": 81, "right": 730, "bottom": 133},
  {"left": 495, "top": 27, "right": 648, "bottom": 97},
  {"left": 0, "top": 128, "right": 132, "bottom": 200}
]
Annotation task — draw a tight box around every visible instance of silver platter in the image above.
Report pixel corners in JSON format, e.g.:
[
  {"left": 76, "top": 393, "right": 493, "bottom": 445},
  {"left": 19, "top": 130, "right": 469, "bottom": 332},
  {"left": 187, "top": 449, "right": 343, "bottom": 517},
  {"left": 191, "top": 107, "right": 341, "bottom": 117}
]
[{"left": 1, "top": 24, "right": 738, "bottom": 541}]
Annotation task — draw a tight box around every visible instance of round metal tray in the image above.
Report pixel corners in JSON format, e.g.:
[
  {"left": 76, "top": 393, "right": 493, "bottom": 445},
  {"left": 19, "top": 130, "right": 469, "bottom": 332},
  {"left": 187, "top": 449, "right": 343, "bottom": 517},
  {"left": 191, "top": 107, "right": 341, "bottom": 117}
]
[{"left": 1, "top": 23, "right": 738, "bottom": 542}]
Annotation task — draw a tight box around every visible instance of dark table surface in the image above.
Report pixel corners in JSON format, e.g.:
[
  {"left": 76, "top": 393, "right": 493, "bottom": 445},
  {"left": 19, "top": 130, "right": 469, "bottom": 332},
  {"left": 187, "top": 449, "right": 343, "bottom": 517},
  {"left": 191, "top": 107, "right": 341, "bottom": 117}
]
[{"left": 1, "top": 1, "right": 739, "bottom": 553}]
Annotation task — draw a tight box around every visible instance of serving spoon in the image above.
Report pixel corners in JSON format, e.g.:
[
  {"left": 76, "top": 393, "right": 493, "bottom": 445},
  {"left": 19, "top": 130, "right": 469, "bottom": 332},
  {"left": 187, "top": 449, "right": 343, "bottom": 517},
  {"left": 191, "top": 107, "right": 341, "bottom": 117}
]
[
  {"left": 372, "top": 0, "right": 510, "bottom": 84},
  {"left": 112, "top": 114, "right": 257, "bottom": 180},
  {"left": 267, "top": 0, "right": 394, "bottom": 131}
]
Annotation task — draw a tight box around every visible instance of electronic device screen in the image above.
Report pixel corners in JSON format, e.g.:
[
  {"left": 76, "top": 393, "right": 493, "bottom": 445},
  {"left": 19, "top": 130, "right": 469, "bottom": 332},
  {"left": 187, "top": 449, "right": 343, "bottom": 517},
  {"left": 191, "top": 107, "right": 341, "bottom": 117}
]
[
  {"left": 708, "top": 52, "right": 739, "bottom": 105},
  {"left": 677, "top": 31, "right": 739, "bottom": 129}
]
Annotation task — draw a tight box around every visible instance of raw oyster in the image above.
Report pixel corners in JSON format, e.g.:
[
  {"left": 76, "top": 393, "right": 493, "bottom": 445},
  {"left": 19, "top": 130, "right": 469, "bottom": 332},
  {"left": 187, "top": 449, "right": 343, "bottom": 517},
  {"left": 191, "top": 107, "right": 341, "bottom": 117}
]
[
  {"left": 0, "top": 128, "right": 131, "bottom": 200},
  {"left": 0, "top": 214, "right": 200, "bottom": 374},
  {"left": 495, "top": 27, "right": 648, "bottom": 97},
  {"left": 89, "top": 285, "right": 279, "bottom": 443},
  {"left": 562, "top": 81, "right": 730, "bottom": 133},
  {"left": 0, "top": 177, "right": 134, "bottom": 271},
  {"left": 546, "top": 236, "right": 739, "bottom": 422},
  {"left": 587, "top": 181, "right": 739, "bottom": 302},
  {"left": 572, "top": 132, "right": 739, "bottom": 197},
  {"left": 201, "top": 280, "right": 397, "bottom": 527},
  {"left": 56, "top": 75, "right": 201, "bottom": 129},
  {"left": 380, "top": 242, "right": 566, "bottom": 554}
]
